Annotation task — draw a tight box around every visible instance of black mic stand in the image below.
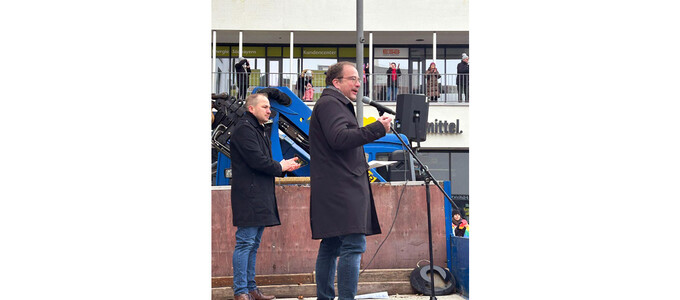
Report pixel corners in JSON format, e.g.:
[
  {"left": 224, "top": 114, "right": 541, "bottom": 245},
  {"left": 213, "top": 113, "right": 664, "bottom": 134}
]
[{"left": 377, "top": 109, "right": 460, "bottom": 300}]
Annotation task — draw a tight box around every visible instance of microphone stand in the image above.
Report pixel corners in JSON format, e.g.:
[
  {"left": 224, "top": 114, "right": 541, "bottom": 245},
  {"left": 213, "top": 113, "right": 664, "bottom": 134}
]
[{"left": 378, "top": 109, "right": 459, "bottom": 300}]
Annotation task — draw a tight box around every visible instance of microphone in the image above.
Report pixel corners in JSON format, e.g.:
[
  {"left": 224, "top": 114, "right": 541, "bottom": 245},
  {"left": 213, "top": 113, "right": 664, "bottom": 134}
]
[{"left": 362, "top": 96, "right": 396, "bottom": 115}]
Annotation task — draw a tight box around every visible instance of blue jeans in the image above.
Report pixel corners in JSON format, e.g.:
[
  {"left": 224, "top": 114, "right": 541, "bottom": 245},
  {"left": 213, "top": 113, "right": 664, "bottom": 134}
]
[
  {"left": 386, "top": 86, "right": 397, "bottom": 101},
  {"left": 233, "top": 226, "right": 265, "bottom": 295},
  {"left": 315, "top": 234, "right": 367, "bottom": 300}
]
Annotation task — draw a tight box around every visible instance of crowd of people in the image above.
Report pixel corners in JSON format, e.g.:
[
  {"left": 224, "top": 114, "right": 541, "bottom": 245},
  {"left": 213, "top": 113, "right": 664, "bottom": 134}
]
[{"left": 232, "top": 54, "right": 469, "bottom": 103}]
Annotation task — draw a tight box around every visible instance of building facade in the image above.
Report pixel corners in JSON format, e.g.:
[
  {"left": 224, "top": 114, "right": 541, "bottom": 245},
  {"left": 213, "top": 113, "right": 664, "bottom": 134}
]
[{"left": 212, "top": 0, "right": 469, "bottom": 206}]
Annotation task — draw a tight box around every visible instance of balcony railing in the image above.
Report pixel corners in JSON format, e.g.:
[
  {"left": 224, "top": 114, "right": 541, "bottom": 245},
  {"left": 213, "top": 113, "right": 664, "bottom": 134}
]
[{"left": 213, "top": 72, "right": 469, "bottom": 103}]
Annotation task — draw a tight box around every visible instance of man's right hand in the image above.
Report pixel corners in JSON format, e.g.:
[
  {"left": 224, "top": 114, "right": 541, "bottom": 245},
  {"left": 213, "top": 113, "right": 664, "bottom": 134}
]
[
  {"left": 377, "top": 116, "right": 392, "bottom": 133},
  {"left": 280, "top": 158, "right": 301, "bottom": 172}
]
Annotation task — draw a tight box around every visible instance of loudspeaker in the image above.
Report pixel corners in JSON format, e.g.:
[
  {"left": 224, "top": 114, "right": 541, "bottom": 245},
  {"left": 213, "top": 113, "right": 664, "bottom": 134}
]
[{"left": 395, "top": 94, "right": 429, "bottom": 142}]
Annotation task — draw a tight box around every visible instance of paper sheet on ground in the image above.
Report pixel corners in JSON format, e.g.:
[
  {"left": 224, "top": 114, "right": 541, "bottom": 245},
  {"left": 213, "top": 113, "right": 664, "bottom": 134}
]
[{"left": 355, "top": 291, "right": 389, "bottom": 299}]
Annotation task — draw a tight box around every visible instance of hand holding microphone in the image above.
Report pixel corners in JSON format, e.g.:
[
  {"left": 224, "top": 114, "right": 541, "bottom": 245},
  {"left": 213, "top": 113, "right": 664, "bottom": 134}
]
[
  {"left": 377, "top": 116, "right": 392, "bottom": 133},
  {"left": 361, "top": 97, "right": 394, "bottom": 133},
  {"left": 362, "top": 96, "right": 396, "bottom": 115}
]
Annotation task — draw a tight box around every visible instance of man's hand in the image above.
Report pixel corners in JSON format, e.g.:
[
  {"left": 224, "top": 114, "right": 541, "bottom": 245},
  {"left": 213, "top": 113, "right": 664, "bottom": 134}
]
[
  {"left": 280, "top": 158, "right": 301, "bottom": 172},
  {"left": 377, "top": 116, "right": 392, "bottom": 133}
]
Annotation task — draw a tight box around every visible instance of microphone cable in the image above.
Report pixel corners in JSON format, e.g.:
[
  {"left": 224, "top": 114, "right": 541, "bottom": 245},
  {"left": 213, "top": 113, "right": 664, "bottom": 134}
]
[
  {"left": 359, "top": 128, "right": 410, "bottom": 276},
  {"left": 359, "top": 178, "right": 408, "bottom": 276}
]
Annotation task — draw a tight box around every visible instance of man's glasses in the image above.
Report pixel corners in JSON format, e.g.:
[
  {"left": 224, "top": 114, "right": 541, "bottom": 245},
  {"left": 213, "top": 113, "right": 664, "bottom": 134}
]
[{"left": 337, "top": 76, "right": 360, "bottom": 83}]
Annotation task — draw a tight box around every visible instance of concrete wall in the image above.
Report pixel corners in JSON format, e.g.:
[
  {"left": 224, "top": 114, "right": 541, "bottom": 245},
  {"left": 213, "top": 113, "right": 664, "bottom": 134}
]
[
  {"left": 212, "top": 0, "right": 469, "bottom": 32},
  {"left": 212, "top": 183, "right": 449, "bottom": 276}
]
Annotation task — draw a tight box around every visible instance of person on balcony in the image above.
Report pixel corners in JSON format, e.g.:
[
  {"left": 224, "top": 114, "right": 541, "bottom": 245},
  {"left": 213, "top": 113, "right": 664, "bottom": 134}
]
[
  {"left": 425, "top": 62, "right": 441, "bottom": 102},
  {"left": 297, "top": 69, "right": 313, "bottom": 100},
  {"left": 457, "top": 53, "right": 469, "bottom": 103},
  {"left": 303, "top": 70, "right": 315, "bottom": 101},
  {"left": 363, "top": 63, "right": 370, "bottom": 97},
  {"left": 385, "top": 62, "right": 401, "bottom": 101},
  {"left": 234, "top": 57, "right": 251, "bottom": 100}
]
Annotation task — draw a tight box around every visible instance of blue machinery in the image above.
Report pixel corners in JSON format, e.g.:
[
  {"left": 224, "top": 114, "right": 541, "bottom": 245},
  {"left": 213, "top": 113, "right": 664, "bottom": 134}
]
[{"left": 214, "top": 86, "right": 410, "bottom": 186}]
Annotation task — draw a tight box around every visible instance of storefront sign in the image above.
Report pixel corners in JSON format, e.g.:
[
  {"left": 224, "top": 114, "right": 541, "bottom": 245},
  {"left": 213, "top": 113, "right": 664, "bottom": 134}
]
[
  {"left": 375, "top": 47, "right": 409, "bottom": 58},
  {"left": 231, "top": 47, "right": 266, "bottom": 57},
  {"left": 303, "top": 47, "right": 337, "bottom": 58},
  {"left": 428, "top": 119, "right": 463, "bottom": 134},
  {"left": 216, "top": 46, "right": 230, "bottom": 57}
]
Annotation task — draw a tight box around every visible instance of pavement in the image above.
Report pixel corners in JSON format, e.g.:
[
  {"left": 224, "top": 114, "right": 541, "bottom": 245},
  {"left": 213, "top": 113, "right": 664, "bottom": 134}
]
[{"left": 278, "top": 294, "right": 468, "bottom": 300}]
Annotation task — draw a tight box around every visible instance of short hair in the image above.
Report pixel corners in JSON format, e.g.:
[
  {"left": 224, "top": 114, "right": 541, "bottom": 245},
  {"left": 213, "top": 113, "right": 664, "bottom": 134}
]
[
  {"left": 325, "top": 61, "right": 356, "bottom": 87},
  {"left": 245, "top": 93, "right": 267, "bottom": 108}
]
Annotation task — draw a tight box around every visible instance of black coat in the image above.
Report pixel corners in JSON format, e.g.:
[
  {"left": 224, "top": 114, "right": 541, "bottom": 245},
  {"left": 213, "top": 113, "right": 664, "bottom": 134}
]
[
  {"left": 230, "top": 112, "right": 284, "bottom": 227},
  {"left": 386, "top": 67, "right": 402, "bottom": 86},
  {"left": 234, "top": 59, "right": 251, "bottom": 86},
  {"left": 456, "top": 61, "right": 469, "bottom": 86},
  {"left": 308, "top": 88, "right": 386, "bottom": 239}
]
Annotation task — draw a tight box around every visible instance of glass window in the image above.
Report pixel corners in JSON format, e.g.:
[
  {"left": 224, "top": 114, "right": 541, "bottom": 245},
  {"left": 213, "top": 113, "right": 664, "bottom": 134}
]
[
  {"left": 410, "top": 48, "right": 425, "bottom": 57},
  {"left": 445, "top": 48, "right": 469, "bottom": 59},
  {"left": 214, "top": 58, "right": 232, "bottom": 94},
  {"left": 302, "top": 58, "right": 337, "bottom": 71},
  {"left": 268, "top": 60, "right": 280, "bottom": 86},
  {"left": 446, "top": 59, "right": 462, "bottom": 75},
  {"left": 249, "top": 58, "right": 266, "bottom": 89},
  {"left": 283, "top": 58, "right": 300, "bottom": 89},
  {"left": 425, "top": 48, "right": 445, "bottom": 59},
  {"left": 303, "top": 58, "right": 336, "bottom": 91}
]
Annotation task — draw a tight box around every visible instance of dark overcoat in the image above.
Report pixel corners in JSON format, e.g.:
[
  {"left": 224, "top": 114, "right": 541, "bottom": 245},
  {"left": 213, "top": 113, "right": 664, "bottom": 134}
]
[
  {"left": 456, "top": 61, "right": 469, "bottom": 86},
  {"left": 309, "top": 88, "right": 386, "bottom": 239},
  {"left": 234, "top": 59, "right": 251, "bottom": 93},
  {"left": 230, "top": 111, "right": 283, "bottom": 227}
]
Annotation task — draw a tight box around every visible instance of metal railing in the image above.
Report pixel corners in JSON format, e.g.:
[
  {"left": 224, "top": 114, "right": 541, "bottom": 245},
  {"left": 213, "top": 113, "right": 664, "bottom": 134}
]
[{"left": 213, "top": 72, "right": 469, "bottom": 103}]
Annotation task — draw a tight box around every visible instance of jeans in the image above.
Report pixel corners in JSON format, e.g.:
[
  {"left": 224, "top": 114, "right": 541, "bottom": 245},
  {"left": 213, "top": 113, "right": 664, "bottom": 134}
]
[
  {"left": 457, "top": 84, "right": 469, "bottom": 102},
  {"left": 315, "top": 234, "right": 367, "bottom": 300},
  {"left": 233, "top": 226, "right": 265, "bottom": 295},
  {"left": 386, "top": 86, "right": 398, "bottom": 101}
]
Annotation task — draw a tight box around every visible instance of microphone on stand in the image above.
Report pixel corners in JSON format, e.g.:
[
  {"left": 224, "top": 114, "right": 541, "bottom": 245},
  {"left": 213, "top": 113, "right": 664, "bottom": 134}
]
[{"left": 362, "top": 96, "right": 396, "bottom": 115}]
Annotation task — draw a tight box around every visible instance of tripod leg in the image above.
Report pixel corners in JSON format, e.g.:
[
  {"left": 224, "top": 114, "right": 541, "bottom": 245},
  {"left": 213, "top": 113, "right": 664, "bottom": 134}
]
[{"left": 425, "top": 180, "right": 437, "bottom": 300}]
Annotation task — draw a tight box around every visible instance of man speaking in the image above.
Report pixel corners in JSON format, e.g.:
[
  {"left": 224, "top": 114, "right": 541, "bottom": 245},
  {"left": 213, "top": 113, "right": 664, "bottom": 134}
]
[{"left": 308, "top": 61, "right": 392, "bottom": 300}]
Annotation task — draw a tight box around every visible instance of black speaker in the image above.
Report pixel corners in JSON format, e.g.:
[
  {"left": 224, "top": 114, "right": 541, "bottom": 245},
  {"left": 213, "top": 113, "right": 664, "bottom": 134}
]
[{"left": 395, "top": 94, "right": 429, "bottom": 142}]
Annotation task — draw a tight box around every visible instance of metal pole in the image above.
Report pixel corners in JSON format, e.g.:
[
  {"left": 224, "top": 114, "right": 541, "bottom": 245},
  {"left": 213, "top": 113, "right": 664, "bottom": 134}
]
[
  {"left": 433, "top": 32, "right": 437, "bottom": 63},
  {"left": 212, "top": 30, "right": 217, "bottom": 94},
  {"left": 290, "top": 31, "right": 294, "bottom": 90},
  {"left": 356, "top": 0, "right": 364, "bottom": 123},
  {"left": 369, "top": 32, "right": 373, "bottom": 100},
  {"left": 425, "top": 179, "right": 437, "bottom": 300},
  {"left": 239, "top": 31, "right": 243, "bottom": 58}
]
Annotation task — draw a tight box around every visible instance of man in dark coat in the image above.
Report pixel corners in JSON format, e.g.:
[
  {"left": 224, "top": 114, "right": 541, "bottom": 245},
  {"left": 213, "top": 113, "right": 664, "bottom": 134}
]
[
  {"left": 230, "top": 93, "right": 300, "bottom": 300},
  {"left": 309, "top": 61, "right": 392, "bottom": 300},
  {"left": 234, "top": 57, "right": 251, "bottom": 100},
  {"left": 457, "top": 53, "right": 469, "bottom": 102}
]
